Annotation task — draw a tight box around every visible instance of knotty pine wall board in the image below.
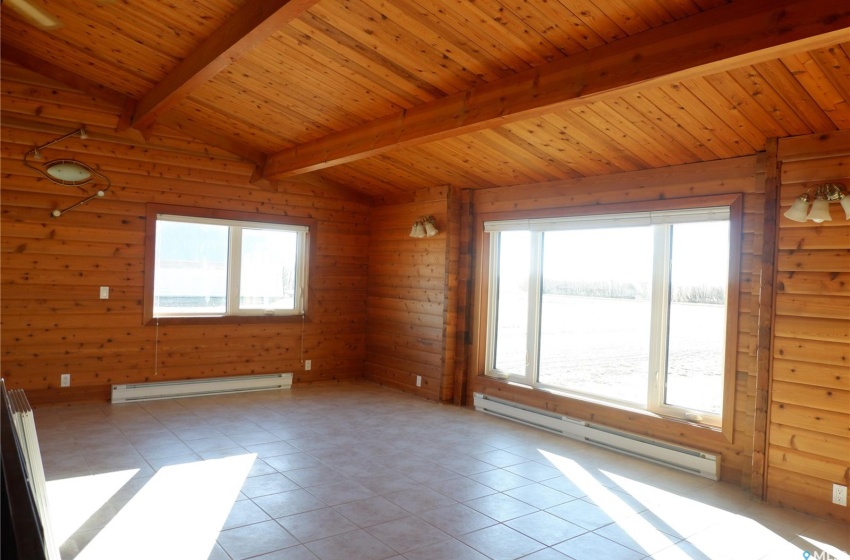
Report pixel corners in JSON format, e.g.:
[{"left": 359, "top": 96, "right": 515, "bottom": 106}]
[
  {"left": 1, "top": 71, "right": 371, "bottom": 402},
  {"left": 769, "top": 130, "right": 850, "bottom": 524},
  {"left": 365, "top": 195, "right": 451, "bottom": 402}
]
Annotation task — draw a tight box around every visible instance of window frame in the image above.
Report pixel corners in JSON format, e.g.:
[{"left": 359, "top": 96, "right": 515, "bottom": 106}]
[
  {"left": 144, "top": 204, "right": 316, "bottom": 326},
  {"left": 474, "top": 195, "right": 741, "bottom": 437}
]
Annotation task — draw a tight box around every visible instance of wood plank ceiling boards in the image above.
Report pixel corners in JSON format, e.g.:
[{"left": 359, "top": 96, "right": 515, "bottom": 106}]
[{"left": 0, "top": 0, "right": 847, "bottom": 197}]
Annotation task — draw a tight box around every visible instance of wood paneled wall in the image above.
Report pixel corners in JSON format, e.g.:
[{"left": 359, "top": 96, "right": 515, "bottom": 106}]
[
  {"left": 768, "top": 130, "right": 850, "bottom": 524},
  {"left": 1, "top": 62, "right": 371, "bottom": 402},
  {"left": 465, "top": 157, "right": 767, "bottom": 485},
  {"left": 365, "top": 189, "right": 453, "bottom": 402}
]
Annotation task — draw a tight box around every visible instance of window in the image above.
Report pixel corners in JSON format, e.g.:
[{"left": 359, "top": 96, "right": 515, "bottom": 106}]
[
  {"left": 484, "top": 204, "right": 737, "bottom": 426},
  {"left": 145, "top": 206, "right": 311, "bottom": 322}
]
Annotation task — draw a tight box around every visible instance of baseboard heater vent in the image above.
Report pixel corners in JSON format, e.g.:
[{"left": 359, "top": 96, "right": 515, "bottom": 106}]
[
  {"left": 112, "top": 373, "right": 292, "bottom": 403},
  {"left": 473, "top": 392, "right": 719, "bottom": 480}
]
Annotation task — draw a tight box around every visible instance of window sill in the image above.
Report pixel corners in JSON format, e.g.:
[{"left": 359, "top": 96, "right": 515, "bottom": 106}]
[
  {"left": 539, "top": 383, "right": 721, "bottom": 431},
  {"left": 145, "top": 314, "right": 308, "bottom": 326}
]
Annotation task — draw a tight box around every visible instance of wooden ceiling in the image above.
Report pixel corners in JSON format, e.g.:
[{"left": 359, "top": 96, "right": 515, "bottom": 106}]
[{"left": 1, "top": 0, "right": 848, "bottom": 198}]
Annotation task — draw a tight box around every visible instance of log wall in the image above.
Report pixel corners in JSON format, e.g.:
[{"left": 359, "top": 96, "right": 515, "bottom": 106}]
[
  {"left": 465, "top": 156, "right": 767, "bottom": 485},
  {"left": 768, "top": 130, "right": 850, "bottom": 524},
  {"left": 0, "top": 62, "right": 371, "bottom": 403},
  {"left": 365, "top": 188, "right": 451, "bottom": 401}
]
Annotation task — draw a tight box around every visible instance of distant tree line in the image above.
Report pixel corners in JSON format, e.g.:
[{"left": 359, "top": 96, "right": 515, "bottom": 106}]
[
  {"left": 540, "top": 279, "right": 724, "bottom": 304},
  {"left": 671, "top": 284, "right": 725, "bottom": 304}
]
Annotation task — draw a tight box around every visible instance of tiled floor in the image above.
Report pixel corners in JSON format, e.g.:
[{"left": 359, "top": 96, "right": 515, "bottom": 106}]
[{"left": 33, "top": 382, "right": 848, "bottom": 560}]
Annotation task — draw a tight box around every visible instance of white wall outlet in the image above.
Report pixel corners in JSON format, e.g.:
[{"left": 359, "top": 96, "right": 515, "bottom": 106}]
[
  {"left": 416, "top": 375, "right": 422, "bottom": 387},
  {"left": 60, "top": 373, "right": 71, "bottom": 387},
  {"left": 304, "top": 359, "right": 311, "bottom": 371},
  {"left": 99, "top": 286, "right": 109, "bottom": 299},
  {"left": 833, "top": 483, "right": 848, "bottom": 506}
]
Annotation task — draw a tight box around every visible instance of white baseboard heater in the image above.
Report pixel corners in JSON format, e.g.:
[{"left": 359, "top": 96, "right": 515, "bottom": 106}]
[
  {"left": 112, "top": 373, "right": 292, "bottom": 403},
  {"left": 473, "top": 393, "right": 719, "bottom": 480}
]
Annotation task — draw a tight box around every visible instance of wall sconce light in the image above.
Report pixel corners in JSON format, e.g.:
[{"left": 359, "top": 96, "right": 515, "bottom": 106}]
[
  {"left": 784, "top": 183, "right": 850, "bottom": 223},
  {"left": 409, "top": 216, "right": 438, "bottom": 238},
  {"left": 23, "top": 126, "right": 111, "bottom": 218}
]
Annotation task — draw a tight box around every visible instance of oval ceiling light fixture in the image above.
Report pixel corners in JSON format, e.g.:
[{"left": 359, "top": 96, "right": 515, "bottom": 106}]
[
  {"left": 43, "top": 159, "right": 95, "bottom": 186},
  {"left": 23, "top": 127, "right": 111, "bottom": 218}
]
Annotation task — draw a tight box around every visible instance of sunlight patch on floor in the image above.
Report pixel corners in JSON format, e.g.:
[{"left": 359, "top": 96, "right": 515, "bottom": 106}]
[
  {"left": 797, "top": 535, "right": 849, "bottom": 560},
  {"left": 75, "top": 453, "right": 256, "bottom": 560},
  {"left": 541, "top": 449, "right": 681, "bottom": 556},
  {"left": 47, "top": 468, "right": 139, "bottom": 545},
  {"left": 603, "top": 469, "right": 834, "bottom": 559}
]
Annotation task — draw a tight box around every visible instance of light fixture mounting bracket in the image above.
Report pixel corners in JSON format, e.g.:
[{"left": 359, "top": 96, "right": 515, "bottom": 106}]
[{"left": 22, "top": 126, "right": 112, "bottom": 218}]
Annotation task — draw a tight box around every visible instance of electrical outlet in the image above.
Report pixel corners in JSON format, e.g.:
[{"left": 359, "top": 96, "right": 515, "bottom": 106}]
[
  {"left": 834, "top": 484, "right": 848, "bottom": 506},
  {"left": 60, "top": 373, "right": 71, "bottom": 387},
  {"left": 416, "top": 375, "right": 422, "bottom": 387},
  {"left": 304, "top": 360, "right": 311, "bottom": 371}
]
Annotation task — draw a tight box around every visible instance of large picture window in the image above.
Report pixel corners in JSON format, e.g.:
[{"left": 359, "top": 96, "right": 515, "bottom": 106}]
[
  {"left": 484, "top": 204, "right": 737, "bottom": 426},
  {"left": 144, "top": 205, "right": 311, "bottom": 323}
]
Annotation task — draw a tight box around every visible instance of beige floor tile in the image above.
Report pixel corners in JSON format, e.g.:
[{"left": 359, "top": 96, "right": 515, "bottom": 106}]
[
  {"left": 253, "top": 488, "right": 328, "bottom": 518},
  {"left": 306, "top": 480, "right": 376, "bottom": 506},
  {"left": 35, "top": 383, "right": 847, "bottom": 560},
  {"left": 333, "top": 496, "right": 410, "bottom": 527},
  {"left": 365, "top": 516, "right": 451, "bottom": 553},
  {"left": 459, "top": 523, "right": 546, "bottom": 560},
  {"left": 277, "top": 507, "right": 358, "bottom": 543},
  {"left": 415, "top": 503, "right": 498, "bottom": 537},
  {"left": 505, "top": 510, "right": 587, "bottom": 546},
  {"left": 553, "top": 532, "right": 644, "bottom": 560},
  {"left": 218, "top": 520, "right": 298, "bottom": 560},
  {"left": 383, "top": 486, "right": 457, "bottom": 514},
  {"left": 464, "top": 492, "right": 539, "bottom": 522},
  {"left": 305, "top": 529, "right": 396, "bottom": 560}
]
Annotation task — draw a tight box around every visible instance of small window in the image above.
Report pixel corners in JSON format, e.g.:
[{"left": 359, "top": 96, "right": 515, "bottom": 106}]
[
  {"left": 484, "top": 203, "right": 737, "bottom": 427},
  {"left": 145, "top": 206, "right": 311, "bottom": 322}
]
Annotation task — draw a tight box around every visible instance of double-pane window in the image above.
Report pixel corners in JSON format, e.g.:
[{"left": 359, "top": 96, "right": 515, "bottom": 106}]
[
  {"left": 486, "top": 207, "right": 732, "bottom": 425},
  {"left": 153, "top": 214, "right": 307, "bottom": 318}
]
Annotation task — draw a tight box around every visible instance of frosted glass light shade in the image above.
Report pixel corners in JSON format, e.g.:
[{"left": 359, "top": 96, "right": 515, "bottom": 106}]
[
  {"left": 46, "top": 161, "right": 92, "bottom": 183},
  {"left": 424, "top": 220, "right": 438, "bottom": 237},
  {"left": 783, "top": 197, "right": 809, "bottom": 222},
  {"left": 806, "top": 197, "right": 832, "bottom": 223},
  {"left": 840, "top": 196, "right": 850, "bottom": 220},
  {"left": 410, "top": 222, "right": 426, "bottom": 238}
]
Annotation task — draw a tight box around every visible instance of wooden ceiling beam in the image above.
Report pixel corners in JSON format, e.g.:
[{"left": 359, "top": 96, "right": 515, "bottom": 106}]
[
  {"left": 126, "top": 0, "right": 321, "bottom": 132},
  {"left": 264, "top": 0, "right": 850, "bottom": 179}
]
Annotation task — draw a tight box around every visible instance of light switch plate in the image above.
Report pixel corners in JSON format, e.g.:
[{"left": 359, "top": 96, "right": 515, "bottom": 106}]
[{"left": 100, "top": 286, "right": 109, "bottom": 299}]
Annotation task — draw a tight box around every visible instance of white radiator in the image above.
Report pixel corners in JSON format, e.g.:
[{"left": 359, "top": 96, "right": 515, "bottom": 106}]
[
  {"left": 112, "top": 373, "right": 292, "bottom": 403},
  {"left": 7, "top": 388, "right": 61, "bottom": 560},
  {"left": 473, "top": 393, "right": 719, "bottom": 480}
]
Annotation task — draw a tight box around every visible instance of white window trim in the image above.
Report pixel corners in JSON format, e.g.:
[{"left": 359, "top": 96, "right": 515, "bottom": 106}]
[
  {"left": 153, "top": 214, "right": 309, "bottom": 319},
  {"left": 484, "top": 206, "right": 731, "bottom": 427}
]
